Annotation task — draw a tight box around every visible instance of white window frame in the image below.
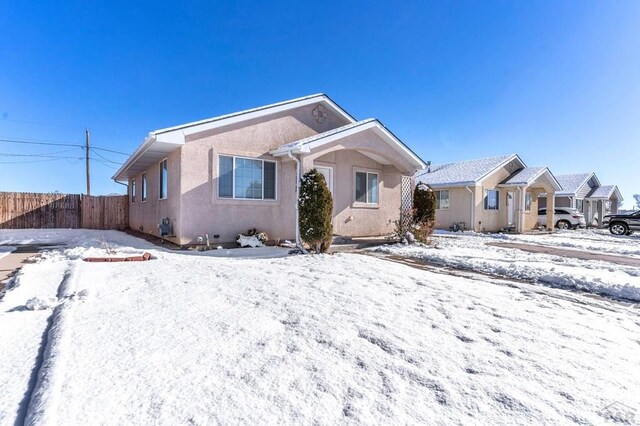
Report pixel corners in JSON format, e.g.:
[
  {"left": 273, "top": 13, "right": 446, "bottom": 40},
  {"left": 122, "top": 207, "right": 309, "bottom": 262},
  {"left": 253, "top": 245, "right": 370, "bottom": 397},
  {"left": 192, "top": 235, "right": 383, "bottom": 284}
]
[
  {"left": 354, "top": 170, "right": 379, "bottom": 205},
  {"left": 159, "top": 158, "right": 168, "bottom": 200},
  {"left": 217, "top": 154, "right": 277, "bottom": 201},
  {"left": 131, "top": 178, "right": 136, "bottom": 203},
  {"left": 484, "top": 189, "right": 500, "bottom": 211},
  {"left": 141, "top": 172, "right": 147, "bottom": 202},
  {"left": 435, "top": 189, "right": 450, "bottom": 210}
]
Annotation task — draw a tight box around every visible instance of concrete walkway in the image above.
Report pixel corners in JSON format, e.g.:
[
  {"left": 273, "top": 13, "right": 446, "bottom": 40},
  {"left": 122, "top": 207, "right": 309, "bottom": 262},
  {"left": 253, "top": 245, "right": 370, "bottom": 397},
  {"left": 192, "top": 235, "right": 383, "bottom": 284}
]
[
  {"left": 0, "top": 245, "right": 42, "bottom": 292},
  {"left": 487, "top": 241, "right": 640, "bottom": 267}
]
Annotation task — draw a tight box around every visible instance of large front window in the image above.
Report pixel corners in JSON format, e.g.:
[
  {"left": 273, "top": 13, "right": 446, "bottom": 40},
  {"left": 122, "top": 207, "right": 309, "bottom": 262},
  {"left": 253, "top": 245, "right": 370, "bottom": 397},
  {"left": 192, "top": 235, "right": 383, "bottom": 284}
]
[
  {"left": 435, "top": 190, "right": 449, "bottom": 210},
  {"left": 484, "top": 189, "right": 500, "bottom": 210},
  {"left": 355, "top": 171, "right": 379, "bottom": 204},
  {"left": 218, "top": 155, "right": 276, "bottom": 200}
]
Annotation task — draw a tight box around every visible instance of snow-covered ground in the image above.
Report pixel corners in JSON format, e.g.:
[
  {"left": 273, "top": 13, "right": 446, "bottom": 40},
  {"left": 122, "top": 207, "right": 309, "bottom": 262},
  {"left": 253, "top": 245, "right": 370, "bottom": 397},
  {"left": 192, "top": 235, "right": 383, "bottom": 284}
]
[
  {"left": 496, "top": 228, "right": 640, "bottom": 258},
  {"left": 375, "top": 229, "right": 640, "bottom": 302},
  {"left": 1, "top": 229, "right": 639, "bottom": 424}
]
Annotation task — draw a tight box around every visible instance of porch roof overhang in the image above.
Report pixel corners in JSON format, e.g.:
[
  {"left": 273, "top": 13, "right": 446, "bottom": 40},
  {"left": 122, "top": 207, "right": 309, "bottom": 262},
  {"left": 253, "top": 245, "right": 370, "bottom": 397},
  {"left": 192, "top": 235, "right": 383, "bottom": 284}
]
[
  {"left": 585, "top": 185, "right": 623, "bottom": 201},
  {"left": 269, "top": 119, "right": 426, "bottom": 173},
  {"left": 497, "top": 167, "right": 562, "bottom": 192}
]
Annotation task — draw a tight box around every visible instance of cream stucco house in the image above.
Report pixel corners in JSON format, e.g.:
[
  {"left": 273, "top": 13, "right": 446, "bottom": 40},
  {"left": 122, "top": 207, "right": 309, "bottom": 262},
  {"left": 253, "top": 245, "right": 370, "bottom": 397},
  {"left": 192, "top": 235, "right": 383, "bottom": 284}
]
[
  {"left": 538, "top": 173, "right": 623, "bottom": 226},
  {"left": 113, "top": 94, "right": 426, "bottom": 246},
  {"left": 415, "top": 154, "right": 561, "bottom": 233}
]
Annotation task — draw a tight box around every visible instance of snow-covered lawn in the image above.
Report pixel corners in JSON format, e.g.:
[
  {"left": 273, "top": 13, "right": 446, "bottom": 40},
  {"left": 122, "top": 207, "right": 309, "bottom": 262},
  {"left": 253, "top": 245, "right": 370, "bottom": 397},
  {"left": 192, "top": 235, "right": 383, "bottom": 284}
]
[
  {"left": 1, "top": 230, "right": 639, "bottom": 424},
  {"left": 375, "top": 229, "right": 640, "bottom": 302}
]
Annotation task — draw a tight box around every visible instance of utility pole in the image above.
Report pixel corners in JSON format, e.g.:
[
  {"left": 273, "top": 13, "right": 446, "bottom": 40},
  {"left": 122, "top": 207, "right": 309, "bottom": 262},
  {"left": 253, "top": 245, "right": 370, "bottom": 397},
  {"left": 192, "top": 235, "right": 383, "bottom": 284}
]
[{"left": 85, "top": 128, "right": 91, "bottom": 195}]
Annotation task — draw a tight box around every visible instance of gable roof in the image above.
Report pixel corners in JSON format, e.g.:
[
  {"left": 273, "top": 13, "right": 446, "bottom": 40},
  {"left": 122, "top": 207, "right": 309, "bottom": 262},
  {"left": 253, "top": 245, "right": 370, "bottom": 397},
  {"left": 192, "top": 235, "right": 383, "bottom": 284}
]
[
  {"left": 270, "top": 119, "right": 426, "bottom": 172},
  {"left": 113, "top": 94, "right": 356, "bottom": 181},
  {"left": 500, "top": 167, "right": 544, "bottom": 185},
  {"left": 153, "top": 93, "right": 355, "bottom": 136},
  {"left": 555, "top": 172, "right": 600, "bottom": 196},
  {"left": 586, "top": 185, "right": 623, "bottom": 201},
  {"left": 499, "top": 167, "right": 562, "bottom": 190},
  {"left": 415, "top": 154, "right": 523, "bottom": 188}
]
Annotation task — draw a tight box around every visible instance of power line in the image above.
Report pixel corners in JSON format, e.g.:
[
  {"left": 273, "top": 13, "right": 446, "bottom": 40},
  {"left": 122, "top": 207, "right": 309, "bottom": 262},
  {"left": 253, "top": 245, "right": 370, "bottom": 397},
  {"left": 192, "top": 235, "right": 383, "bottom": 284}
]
[
  {"left": 0, "top": 152, "right": 84, "bottom": 159},
  {"left": 0, "top": 158, "right": 63, "bottom": 164},
  {"left": 90, "top": 148, "right": 124, "bottom": 164},
  {"left": 0, "top": 137, "right": 131, "bottom": 155}
]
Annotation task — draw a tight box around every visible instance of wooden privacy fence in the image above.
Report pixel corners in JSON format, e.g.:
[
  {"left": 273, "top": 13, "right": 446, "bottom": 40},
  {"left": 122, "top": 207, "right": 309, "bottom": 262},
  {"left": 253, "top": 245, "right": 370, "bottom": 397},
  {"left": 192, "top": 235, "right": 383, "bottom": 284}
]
[{"left": 0, "top": 192, "right": 128, "bottom": 230}]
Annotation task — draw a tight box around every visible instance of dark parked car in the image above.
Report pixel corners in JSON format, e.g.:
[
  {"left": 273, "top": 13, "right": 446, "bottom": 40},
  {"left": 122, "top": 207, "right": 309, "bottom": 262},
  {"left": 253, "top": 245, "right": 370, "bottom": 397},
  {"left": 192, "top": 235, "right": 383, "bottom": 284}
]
[{"left": 602, "top": 211, "right": 640, "bottom": 235}]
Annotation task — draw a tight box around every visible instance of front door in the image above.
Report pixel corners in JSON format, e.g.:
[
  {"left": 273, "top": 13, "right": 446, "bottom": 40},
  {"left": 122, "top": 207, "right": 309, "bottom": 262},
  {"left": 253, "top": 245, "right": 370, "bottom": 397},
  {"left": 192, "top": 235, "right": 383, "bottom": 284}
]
[
  {"left": 507, "top": 191, "right": 515, "bottom": 227},
  {"left": 316, "top": 166, "right": 333, "bottom": 195}
]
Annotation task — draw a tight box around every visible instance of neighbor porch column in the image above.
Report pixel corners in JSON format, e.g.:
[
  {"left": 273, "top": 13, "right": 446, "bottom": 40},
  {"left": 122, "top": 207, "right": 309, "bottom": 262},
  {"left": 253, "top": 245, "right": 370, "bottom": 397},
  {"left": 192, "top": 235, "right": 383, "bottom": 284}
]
[
  {"left": 612, "top": 198, "right": 619, "bottom": 215},
  {"left": 517, "top": 187, "right": 526, "bottom": 233},
  {"left": 597, "top": 200, "right": 605, "bottom": 227},
  {"left": 546, "top": 193, "right": 555, "bottom": 231}
]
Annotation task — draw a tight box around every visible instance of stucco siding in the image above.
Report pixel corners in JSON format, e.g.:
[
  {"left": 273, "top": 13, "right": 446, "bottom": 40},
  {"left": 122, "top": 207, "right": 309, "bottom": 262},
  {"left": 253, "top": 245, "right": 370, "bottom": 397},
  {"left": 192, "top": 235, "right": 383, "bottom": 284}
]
[
  {"left": 433, "top": 187, "right": 472, "bottom": 230},
  {"left": 128, "top": 149, "right": 181, "bottom": 238},
  {"left": 312, "top": 150, "right": 401, "bottom": 237}
]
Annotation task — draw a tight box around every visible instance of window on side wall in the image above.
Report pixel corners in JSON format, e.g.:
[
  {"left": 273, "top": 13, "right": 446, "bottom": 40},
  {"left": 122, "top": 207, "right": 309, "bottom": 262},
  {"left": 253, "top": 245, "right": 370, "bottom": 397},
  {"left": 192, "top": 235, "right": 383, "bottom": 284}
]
[
  {"left": 142, "top": 173, "right": 147, "bottom": 202},
  {"left": 435, "top": 190, "right": 449, "bottom": 210},
  {"left": 159, "top": 159, "right": 168, "bottom": 199},
  {"left": 484, "top": 189, "right": 499, "bottom": 210},
  {"left": 131, "top": 179, "right": 136, "bottom": 203},
  {"left": 576, "top": 199, "right": 583, "bottom": 213},
  {"left": 355, "top": 171, "right": 379, "bottom": 204},
  {"left": 525, "top": 192, "right": 532, "bottom": 211},
  {"left": 218, "top": 155, "right": 276, "bottom": 200}
]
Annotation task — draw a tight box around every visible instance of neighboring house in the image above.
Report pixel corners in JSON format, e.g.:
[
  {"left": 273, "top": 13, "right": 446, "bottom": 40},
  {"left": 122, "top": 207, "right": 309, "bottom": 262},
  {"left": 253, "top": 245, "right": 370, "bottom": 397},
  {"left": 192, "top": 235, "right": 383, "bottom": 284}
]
[
  {"left": 113, "top": 94, "right": 426, "bottom": 246},
  {"left": 539, "top": 173, "right": 623, "bottom": 226},
  {"left": 415, "top": 154, "right": 561, "bottom": 233}
]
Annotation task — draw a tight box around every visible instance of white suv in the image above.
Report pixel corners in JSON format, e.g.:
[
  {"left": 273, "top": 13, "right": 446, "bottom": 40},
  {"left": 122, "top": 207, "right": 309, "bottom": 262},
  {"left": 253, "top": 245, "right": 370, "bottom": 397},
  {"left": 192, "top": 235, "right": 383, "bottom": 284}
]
[{"left": 538, "top": 208, "right": 586, "bottom": 230}]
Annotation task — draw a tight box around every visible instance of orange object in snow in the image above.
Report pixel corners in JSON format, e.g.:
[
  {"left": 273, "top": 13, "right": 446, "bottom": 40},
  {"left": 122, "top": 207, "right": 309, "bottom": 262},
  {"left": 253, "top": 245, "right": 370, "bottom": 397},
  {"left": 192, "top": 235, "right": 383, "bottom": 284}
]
[{"left": 83, "top": 252, "right": 152, "bottom": 262}]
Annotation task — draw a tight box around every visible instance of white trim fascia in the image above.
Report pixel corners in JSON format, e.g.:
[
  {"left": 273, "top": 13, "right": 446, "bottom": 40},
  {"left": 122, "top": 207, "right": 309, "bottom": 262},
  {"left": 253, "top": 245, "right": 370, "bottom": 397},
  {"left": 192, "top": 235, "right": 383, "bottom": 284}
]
[
  {"left": 476, "top": 154, "right": 525, "bottom": 187},
  {"left": 270, "top": 120, "right": 426, "bottom": 171},
  {"left": 497, "top": 167, "right": 561, "bottom": 191},
  {"left": 156, "top": 94, "right": 355, "bottom": 137},
  {"left": 113, "top": 134, "right": 157, "bottom": 181}
]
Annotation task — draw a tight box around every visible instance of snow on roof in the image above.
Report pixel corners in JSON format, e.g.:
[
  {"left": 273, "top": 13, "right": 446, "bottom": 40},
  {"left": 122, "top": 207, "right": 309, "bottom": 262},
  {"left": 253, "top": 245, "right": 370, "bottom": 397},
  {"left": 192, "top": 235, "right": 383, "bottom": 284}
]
[
  {"left": 415, "top": 154, "right": 520, "bottom": 187},
  {"left": 555, "top": 173, "right": 594, "bottom": 196},
  {"left": 586, "top": 185, "right": 622, "bottom": 200},
  {"left": 500, "top": 167, "right": 545, "bottom": 185}
]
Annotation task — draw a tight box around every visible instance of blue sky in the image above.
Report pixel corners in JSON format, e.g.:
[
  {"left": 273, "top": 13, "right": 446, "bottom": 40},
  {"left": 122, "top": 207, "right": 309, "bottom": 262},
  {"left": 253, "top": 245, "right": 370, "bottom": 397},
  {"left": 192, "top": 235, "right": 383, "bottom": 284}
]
[{"left": 1, "top": 1, "right": 638, "bottom": 206}]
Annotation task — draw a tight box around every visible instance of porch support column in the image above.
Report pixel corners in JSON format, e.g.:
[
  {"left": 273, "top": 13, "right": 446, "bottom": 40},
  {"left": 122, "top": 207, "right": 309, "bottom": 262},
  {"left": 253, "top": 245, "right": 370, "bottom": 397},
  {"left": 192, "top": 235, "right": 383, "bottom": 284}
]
[
  {"left": 597, "top": 200, "right": 605, "bottom": 228},
  {"left": 546, "top": 192, "right": 555, "bottom": 231},
  {"left": 612, "top": 198, "right": 619, "bottom": 215},
  {"left": 518, "top": 186, "right": 526, "bottom": 233}
]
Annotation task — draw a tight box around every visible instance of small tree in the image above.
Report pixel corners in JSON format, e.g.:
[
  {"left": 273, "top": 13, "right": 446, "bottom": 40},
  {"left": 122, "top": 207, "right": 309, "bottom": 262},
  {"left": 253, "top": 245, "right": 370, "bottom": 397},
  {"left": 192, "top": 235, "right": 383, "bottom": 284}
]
[
  {"left": 299, "top": 169, "right": 333, "bottom": 253},
  {"left": 413, "top": 184, "right": 436, "bottom": 244},
  {"left": 413, "top": 184, "right": 436, "bottom": 224}
]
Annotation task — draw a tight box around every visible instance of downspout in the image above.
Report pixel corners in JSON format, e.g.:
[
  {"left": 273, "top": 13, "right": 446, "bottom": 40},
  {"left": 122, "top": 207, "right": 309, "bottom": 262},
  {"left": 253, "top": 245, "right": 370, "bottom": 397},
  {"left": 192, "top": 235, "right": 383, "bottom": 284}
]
[
  {"left": 112, "top": 179, "right": 128, "bottom": 189},
  {"left": 287, "top": 151, "right": 308, "bottom": 254},
  {"left": 465, "top": 186, "right": 474, "bottom": 232}
]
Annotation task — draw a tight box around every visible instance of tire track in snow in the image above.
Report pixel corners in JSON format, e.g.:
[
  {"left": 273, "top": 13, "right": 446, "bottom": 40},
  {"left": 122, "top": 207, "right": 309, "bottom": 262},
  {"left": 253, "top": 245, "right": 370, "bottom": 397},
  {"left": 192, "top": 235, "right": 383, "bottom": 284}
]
[{"left": 21, "top": 260, "right": 79, "bottom": 426}]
